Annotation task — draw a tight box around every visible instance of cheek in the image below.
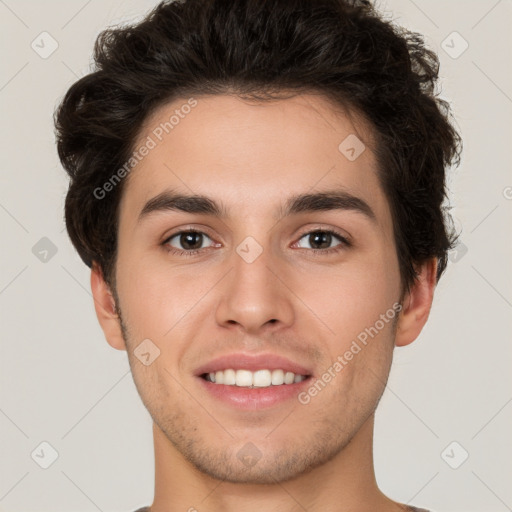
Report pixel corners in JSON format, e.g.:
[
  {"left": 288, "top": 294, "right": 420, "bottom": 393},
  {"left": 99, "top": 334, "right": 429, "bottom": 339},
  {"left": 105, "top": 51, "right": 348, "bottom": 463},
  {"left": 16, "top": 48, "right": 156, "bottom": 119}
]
[
  {"left": 296, "top": 251, "right": 400, "bottom": 343},
  {"left": 116, "top": 255, "right": 219, "bottom": 343},
  {"left": 115, "top": 255, "right": 176, "bottom": 338}
]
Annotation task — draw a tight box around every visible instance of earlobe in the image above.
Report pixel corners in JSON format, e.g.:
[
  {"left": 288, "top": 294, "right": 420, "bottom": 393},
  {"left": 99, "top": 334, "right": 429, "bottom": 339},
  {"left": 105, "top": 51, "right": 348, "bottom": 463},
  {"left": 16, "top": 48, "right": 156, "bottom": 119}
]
[
  {"left": 90, "top": 262, "right": 127, "bottom": 351},
  {"left": 394, "top": 258, "right": 438, "bottom": 347}
]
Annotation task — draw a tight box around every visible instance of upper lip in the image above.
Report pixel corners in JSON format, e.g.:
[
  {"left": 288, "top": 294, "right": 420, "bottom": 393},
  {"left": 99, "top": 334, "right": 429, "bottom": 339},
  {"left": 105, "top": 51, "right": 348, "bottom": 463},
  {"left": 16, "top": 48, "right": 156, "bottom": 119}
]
[{"left": 194, "top": 352, "right": 312, "bottom": 377}]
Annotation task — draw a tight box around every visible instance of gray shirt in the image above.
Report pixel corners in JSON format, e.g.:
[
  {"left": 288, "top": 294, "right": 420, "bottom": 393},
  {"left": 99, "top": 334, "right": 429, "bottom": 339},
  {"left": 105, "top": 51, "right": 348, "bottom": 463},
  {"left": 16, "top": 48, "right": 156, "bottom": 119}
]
[{"left": 133, "top": 506, "right": 431, "bottom": 511}]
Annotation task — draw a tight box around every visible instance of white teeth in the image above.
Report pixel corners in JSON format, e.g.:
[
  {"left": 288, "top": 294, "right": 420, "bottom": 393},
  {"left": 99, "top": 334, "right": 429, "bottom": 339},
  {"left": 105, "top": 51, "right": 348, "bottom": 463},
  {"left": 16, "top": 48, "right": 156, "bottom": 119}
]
[
  {"left": 253, "top": 369, "right": 272, "bottom": 387},
  {"left": 235, "top": 369, "right": 253, "bottom": 387},
  {"left": 223, "top": 368, "right": 236, "bottom": 385},
  {"left": 284, "top": 371, "right": 295, "bottom": 384},
  {"left": 204, "top": 369, "right": 307, "bottom": 387},
  {"left": 271, "top": 369, "right": 284, "bottom": 385}
]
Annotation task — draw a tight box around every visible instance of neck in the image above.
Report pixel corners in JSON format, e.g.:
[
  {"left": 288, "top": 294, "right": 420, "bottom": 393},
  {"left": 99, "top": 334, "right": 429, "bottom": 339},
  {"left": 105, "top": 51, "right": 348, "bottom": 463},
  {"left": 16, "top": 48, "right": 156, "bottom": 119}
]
[{"left": 149, "top": 414, "right": 402, "bottom": 512}]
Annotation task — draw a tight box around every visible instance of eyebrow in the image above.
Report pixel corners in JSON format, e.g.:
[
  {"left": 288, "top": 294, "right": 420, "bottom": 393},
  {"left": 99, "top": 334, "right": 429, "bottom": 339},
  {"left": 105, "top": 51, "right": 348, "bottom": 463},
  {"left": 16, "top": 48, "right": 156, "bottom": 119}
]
[{"left": 137, "top": 188, "right": 376, "bottom": 224}]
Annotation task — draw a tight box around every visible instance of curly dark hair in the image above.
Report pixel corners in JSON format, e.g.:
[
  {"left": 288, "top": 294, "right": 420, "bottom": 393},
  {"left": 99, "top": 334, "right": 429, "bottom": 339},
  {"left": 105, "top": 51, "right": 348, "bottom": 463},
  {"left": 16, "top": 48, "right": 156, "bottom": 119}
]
[{"left": 54, "top": 0, "right": 462, "bottom": 296}]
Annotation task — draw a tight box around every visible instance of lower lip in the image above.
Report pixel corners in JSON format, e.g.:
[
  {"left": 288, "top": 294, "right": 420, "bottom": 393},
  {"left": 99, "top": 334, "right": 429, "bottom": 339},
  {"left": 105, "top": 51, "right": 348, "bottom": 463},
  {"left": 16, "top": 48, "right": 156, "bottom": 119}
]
[{"left": 196, "top": 376, "right": 312, "bottom": 409}]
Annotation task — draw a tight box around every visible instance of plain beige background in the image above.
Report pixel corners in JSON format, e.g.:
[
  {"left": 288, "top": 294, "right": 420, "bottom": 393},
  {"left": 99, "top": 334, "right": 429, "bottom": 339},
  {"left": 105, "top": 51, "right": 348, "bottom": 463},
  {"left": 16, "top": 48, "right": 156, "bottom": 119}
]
[{"left": 1, "top": 1, "right": 511, "bottom": 511}]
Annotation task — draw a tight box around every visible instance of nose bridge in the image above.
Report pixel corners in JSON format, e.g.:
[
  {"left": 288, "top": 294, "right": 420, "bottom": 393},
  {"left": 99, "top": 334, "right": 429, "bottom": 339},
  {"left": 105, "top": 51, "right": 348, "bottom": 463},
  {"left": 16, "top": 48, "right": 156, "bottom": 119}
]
[{"left": 214, "top": 233, "right": 294, "bottom": 332}]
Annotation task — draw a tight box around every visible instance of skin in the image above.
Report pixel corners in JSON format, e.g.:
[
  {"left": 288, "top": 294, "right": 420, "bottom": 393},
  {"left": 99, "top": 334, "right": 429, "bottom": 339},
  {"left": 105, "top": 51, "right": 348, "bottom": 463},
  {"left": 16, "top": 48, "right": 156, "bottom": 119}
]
[{"left": 91, "top": 93, "right": 437, "bottom": 512}]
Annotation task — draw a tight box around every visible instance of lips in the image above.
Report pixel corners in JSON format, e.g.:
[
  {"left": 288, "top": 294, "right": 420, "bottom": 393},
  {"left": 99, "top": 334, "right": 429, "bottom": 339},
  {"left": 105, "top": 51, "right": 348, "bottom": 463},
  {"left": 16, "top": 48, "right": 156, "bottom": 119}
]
[{"left": 193, "top": 353, "right": 314, "bottom": 409}]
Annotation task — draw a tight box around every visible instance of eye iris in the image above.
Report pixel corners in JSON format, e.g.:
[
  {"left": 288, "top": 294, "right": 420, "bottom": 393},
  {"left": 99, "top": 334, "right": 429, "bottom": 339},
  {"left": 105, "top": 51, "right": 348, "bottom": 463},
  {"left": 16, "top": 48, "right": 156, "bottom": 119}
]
[
  {"left": 310, "top": 231, "right": 331, "bottom": 249},
  {"left": 181, "top": 232, "right": 203, "bottom": 250}
]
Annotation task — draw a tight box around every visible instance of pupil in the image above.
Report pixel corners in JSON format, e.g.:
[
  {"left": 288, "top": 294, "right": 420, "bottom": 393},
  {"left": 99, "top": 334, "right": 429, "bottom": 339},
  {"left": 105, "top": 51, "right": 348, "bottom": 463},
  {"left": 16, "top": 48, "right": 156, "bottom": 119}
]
[{"left": 311, "top": 231, "right": 331, "bottom": 249}]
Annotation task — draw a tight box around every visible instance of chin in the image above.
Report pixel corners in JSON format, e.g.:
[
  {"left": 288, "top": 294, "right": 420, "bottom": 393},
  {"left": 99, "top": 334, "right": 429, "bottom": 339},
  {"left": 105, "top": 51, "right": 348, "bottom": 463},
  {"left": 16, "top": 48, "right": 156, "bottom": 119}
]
[{"left": 170, "top": 431, "right": 350, "bottom": 485}]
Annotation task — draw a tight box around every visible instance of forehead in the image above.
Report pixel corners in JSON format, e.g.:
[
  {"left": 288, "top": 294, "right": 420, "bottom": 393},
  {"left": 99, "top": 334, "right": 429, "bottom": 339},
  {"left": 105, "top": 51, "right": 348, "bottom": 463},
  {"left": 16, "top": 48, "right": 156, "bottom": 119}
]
[{"left": 119, "top": 93, "right": 390, "bottom": 228}]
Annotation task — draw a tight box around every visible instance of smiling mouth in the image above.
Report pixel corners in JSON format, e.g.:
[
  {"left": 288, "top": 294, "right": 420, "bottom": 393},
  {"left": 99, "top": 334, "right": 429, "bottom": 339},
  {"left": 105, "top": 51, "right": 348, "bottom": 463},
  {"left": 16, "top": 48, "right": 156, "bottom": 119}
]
[{"left": 200, "top": 368, "right": 311, "bottom": 388}]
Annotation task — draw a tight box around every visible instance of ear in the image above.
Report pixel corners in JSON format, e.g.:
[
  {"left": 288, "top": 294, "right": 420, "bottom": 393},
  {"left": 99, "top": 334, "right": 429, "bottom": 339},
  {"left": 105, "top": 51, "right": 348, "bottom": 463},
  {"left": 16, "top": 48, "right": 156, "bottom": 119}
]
[
  {"left": 90, "top": 262, "right": 127, "bottom": 351},
  {"left": 394, "top": 258, "right": 438, "bottom": 347}
]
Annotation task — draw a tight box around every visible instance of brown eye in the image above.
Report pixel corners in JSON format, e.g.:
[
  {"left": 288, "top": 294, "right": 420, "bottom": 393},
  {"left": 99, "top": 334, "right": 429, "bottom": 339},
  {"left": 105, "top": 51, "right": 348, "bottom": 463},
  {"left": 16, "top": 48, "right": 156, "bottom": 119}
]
[
  {"left": 164, "top": 230, "right": 214, "bottom": 252},
  {"left": 296, "top": 230, "right": 349, "bottom": 252},
  {"left": 306, "top": 231, "right": 333, "bottom": 250}
]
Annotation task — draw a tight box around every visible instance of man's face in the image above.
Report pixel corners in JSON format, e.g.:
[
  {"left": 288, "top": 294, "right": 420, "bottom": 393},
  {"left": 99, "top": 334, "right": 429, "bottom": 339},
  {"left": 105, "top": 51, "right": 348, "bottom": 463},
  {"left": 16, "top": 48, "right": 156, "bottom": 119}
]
[{"left": 112, "top": 93, "right": 402, "bottom": 483}]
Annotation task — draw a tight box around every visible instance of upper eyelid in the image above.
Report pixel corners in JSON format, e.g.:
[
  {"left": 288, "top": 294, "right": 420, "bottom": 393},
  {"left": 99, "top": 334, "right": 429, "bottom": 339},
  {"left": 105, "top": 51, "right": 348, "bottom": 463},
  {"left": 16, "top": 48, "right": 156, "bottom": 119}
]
[
  {"left": 293, "top": 229, "right": 350, "bottom": 248},
  {"left": 164, "top": 226, "right": 350, "bottom": 246},
  {"left": 164, "top": 228, "right": 215, "bottom": 244}
]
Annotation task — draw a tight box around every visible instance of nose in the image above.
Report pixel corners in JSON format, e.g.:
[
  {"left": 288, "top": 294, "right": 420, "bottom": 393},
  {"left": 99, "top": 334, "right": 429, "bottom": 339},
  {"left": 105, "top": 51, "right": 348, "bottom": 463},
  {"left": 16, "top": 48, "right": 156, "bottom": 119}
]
[{"left": 214, "top": 239, "right": 295, "bottom": 335}]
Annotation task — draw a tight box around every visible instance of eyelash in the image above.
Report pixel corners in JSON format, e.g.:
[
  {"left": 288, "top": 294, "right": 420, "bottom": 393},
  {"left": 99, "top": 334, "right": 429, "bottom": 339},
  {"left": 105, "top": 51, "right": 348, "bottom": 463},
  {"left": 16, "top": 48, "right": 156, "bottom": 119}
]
[{"left": 162, "top": 228, "right": 351, "bottom": 257}]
